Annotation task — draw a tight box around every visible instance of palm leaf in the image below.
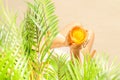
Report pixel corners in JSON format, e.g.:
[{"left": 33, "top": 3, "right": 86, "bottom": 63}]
[
  {"left": 22, "top": 0, "right": 58, "bottom": 79},
  {"left": 0, "top": 0, "right": 29, "bottom": 79},
  {"left": 44, "top": 54, "right": 69, "bottom": 80},
  {"left": 0, "top": 0, "right": 120, "bottom": 80}
]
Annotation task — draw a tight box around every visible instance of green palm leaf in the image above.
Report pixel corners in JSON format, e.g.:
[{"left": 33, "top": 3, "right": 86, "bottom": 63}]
[
  {"left": 0, "top": 0, "right": 29, "bottom": 79},
  {"left": 44, "top": 54, "right": 68, "bottom": 80},
  {"left": 22, "top": 0, "right": 58, "bottom": 79},
  {"left": 0, "top": 0, "right": 120, "bottom": 80}
]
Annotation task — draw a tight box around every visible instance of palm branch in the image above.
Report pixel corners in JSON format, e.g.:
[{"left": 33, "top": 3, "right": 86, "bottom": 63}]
[
  {"left": 22, "top": 0, "right": 58, "bottom": 79},
  {"left": 0, "top": 0, "right": 120, "bottom": 80},
  {"left": 0, "top": 0, "right": 58, "bottom": 79},
  {"left": 0, "top": 0, "right": 29, "bottom": 79},
  {"left": 45, "top": 54, "right": 120, "bottom": 80}
]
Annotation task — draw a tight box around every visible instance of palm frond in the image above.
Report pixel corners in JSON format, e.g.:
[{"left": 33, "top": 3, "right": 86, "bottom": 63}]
[
  {"left": 0, "top": 0, "right": 120, "bottom": 80},
  {"left": 0, "top": 0, "right": 29, "bottom": 79},
  {"left": 44, "top": 54, "right": 69, "bottom": 80},
  {"left": 95, "top": 54, "right": 120, "bottom": 80},
  {"left": 44, "top": 53, "right": 120, "bottom": 80},
  {"left": 22, "top": 0, "right": 58, "bottom": 59},
  {"left": 22, "top": 0, "right": 58, "bottom": 79}
]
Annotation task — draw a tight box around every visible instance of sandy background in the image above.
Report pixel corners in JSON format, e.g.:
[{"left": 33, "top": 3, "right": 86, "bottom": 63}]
[{"left": 4, "top": 0, "right": 120, "bottom": 61}]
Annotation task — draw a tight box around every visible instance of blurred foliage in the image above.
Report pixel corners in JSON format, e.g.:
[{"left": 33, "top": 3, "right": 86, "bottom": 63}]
[{"left": 0, "top": 0, "right": 120, "bottom": 80}]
